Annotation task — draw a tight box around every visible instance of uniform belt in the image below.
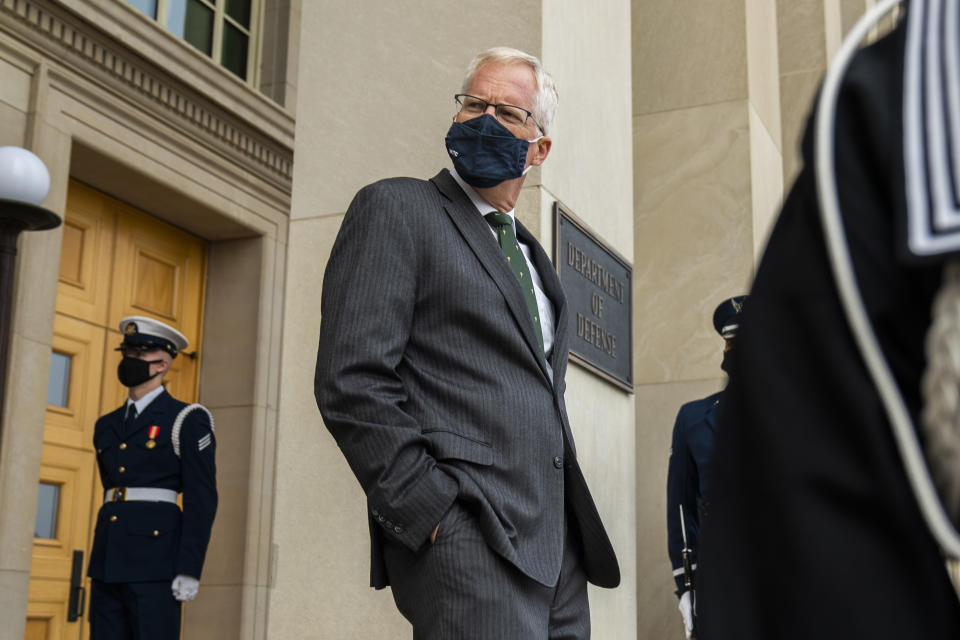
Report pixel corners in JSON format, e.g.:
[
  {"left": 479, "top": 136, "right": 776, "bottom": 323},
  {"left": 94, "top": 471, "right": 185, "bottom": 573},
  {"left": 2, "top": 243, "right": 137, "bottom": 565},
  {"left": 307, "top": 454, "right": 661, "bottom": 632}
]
[{"left": 104, "top": 487, "right": 178, "bottom": 504}]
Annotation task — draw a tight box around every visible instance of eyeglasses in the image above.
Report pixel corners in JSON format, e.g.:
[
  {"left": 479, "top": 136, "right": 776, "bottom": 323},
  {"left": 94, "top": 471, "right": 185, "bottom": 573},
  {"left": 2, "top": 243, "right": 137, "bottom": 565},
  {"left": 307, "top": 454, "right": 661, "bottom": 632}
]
[{"left": 454, "top": 94, "right": 543, "bottom": 134}]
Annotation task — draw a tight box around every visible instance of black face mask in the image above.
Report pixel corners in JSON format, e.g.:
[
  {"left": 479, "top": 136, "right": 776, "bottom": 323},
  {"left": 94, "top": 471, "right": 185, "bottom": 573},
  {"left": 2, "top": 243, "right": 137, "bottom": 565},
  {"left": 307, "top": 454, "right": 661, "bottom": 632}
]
[
  {"left": 445, "top": 114, "right": 538, "bottom": 188},
  {"left": 117, "top": 356, "right": 163, "bottom": 388},
  {"left": 720, "top": 348, "right": 734, "bottom": 374}
]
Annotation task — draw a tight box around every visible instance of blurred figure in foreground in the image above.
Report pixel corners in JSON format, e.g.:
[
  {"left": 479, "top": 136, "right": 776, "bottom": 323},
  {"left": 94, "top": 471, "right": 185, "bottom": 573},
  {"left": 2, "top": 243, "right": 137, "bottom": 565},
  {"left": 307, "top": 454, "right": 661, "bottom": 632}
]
[{"left": 699, "top": 2, "right": 960, "bottom": 638}]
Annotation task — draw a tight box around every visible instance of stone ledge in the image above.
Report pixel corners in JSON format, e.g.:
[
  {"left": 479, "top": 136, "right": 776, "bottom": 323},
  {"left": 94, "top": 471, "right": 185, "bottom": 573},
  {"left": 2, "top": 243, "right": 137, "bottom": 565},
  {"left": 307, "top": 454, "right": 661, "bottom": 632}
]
[{"left": 1, "top": 0, "right": 295, "bottom": 192}]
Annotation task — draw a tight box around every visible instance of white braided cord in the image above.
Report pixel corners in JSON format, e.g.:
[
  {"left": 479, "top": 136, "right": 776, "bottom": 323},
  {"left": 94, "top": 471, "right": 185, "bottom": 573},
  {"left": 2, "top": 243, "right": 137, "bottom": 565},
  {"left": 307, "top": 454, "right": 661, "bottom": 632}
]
[
  {"left": 950, "top": 557, "right": 960, "bottom": 595},
  {"left": 922, "top": 260, "right": 960, "bottom": 525},
  {"left": 171, "top": 403, "right": 215, "bottom": 459}
]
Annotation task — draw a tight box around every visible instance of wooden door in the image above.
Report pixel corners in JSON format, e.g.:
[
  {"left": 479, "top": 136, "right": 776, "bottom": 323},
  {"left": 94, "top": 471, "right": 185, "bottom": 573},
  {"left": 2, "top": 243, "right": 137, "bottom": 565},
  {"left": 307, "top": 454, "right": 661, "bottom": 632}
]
[{"left": 25, "top": 181, "right": 207, "bottom": 639}]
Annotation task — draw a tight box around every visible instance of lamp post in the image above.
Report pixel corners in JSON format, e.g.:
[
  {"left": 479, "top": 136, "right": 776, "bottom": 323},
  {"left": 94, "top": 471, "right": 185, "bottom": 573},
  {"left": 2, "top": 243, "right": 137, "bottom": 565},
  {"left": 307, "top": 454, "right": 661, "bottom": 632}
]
[{"left": 0, "top": 146, "right": 61, "bottom": 453}]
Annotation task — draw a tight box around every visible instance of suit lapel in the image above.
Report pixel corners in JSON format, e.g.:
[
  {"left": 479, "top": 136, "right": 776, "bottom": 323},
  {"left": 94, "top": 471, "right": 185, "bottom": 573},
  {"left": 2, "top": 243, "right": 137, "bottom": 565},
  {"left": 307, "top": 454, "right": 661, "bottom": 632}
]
[{"left": 430, "top": 170, "right": 551, "bottom": 381}]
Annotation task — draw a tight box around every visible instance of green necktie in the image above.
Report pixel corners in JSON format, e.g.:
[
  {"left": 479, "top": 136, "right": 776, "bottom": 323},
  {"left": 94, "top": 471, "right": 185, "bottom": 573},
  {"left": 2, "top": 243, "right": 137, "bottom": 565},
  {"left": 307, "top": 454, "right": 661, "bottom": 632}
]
[{"left": 484, "top": 212, "right": 545, "bottom": 356}]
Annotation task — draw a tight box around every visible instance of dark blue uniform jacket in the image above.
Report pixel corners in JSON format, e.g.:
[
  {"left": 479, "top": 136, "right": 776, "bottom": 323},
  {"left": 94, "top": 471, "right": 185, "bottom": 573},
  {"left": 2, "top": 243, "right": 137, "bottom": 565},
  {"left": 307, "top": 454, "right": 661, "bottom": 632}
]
[
  {"left": 87, "top": 389, "right": 217, "bottom": 583},
  {"left": 666, "top": 390, "right": 721, "bottom": 594}
]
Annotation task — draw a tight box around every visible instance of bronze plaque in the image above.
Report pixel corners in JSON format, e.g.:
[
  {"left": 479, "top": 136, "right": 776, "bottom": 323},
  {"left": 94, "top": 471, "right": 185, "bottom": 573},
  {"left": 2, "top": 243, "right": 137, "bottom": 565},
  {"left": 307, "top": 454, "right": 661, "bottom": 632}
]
[{"left": 554, "top": 202, "right": 633, "bottom": 392}]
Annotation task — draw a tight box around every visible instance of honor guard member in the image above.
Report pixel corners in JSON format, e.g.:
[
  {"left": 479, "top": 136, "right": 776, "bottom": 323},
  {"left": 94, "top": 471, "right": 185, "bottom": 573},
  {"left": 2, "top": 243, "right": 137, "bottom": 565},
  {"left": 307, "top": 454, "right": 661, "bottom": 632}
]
[
  {"left": 87, "top": 316, "right": 217, "bottom": 640},
  {"left": 699, "top": 2, "right": 960, "bottom": 638},
  {"left": 666, "top": 295, "right": 744, "bottom": 639}
]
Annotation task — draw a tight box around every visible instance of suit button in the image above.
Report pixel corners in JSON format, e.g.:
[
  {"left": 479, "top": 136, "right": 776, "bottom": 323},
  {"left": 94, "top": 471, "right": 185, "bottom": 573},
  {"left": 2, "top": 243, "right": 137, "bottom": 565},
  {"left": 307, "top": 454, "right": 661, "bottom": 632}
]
[
  {"left": 378, "top": 515, "right": 385, "bottom": 522},
  {"left": 394, "top": 525, "right": 404, "bottom": 534},
  {"left": 119, "top": 443, "right": 127, "bottom": 450},
  {"left": 118, "top": 466, "right": 126, "bottom": 473},
  {"left": 372, "top": 508, "right": 380, "bottom": 517},
  {"left": 553, "top": 456, "right": 563, "bottom": 469},
  {"left": 385, "top": 520, "right": 393, "bottom": 528},
  {"left": 109, "top": 515, "right": 118, "bottom": 523}
]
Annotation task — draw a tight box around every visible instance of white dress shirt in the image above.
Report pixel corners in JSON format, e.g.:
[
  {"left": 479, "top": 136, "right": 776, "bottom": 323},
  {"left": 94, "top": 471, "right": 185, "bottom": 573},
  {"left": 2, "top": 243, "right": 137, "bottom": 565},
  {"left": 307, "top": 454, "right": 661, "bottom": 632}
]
[{"left": 125, "top": 383, "right": 166, "bottom": 417}]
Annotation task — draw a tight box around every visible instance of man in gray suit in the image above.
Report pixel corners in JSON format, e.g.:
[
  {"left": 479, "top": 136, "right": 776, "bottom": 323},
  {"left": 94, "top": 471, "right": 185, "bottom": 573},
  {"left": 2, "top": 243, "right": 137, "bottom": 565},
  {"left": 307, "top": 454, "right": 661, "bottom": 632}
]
[{"left": 314, "top": 47, "right": 619, "bottom": 639}]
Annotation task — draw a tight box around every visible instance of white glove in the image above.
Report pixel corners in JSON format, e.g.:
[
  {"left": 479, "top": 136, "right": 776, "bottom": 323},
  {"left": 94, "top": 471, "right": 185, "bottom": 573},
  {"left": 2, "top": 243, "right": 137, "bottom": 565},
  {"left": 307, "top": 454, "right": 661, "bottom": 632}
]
[
  {"left": 678, "top": 590, "right": 694, "bottom": 638},
  {"left": 171, "top": 574, "right": 199, "bottom": 602}
]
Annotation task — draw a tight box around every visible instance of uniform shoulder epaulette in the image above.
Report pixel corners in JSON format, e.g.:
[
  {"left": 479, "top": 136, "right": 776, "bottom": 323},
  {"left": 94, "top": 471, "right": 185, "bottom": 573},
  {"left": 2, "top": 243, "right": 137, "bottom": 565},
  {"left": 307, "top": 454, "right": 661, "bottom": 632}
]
[
  {"left": 902, "top": 0, "right": 960, "bottom": 260},
  {"left": 171, "top": 403, "right": 215, "bottom": 458}
]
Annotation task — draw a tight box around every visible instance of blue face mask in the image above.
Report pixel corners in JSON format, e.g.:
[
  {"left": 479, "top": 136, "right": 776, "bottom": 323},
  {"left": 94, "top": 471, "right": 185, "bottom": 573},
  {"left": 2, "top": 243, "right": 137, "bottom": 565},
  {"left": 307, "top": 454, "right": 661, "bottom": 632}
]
[{"left": 445, "top": 114, "right": 540, "bottom": 188}]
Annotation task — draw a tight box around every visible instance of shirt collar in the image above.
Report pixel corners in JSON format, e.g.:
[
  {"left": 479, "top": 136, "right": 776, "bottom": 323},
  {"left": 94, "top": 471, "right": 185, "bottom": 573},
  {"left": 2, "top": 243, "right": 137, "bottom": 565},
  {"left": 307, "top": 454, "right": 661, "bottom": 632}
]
[
  {"left": 127, "top": 384, "right": 166, "bottom": 415},
  {"left": 449, "top": 167, "right": 516, "bottom": 224}
]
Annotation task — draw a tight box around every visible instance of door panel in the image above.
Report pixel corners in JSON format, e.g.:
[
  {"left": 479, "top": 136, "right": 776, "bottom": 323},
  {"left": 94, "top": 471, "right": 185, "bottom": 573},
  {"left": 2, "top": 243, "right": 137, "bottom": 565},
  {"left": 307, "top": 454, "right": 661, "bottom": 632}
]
[
  {"left": 110, "top": 202, "right": 206, "bottom": 360},
  {"left": 29, "top": 449, "right": 96, "bottom": 578},
  {"left": 28, "top": 314, "right": 103, "bottom": 637},
  {"left": 24, "top": 603, "right": 59, "bottom": 640},
  {"left": 27, "top": 445, "right": 96, "bottom": 639},
  {"left": 55, "top": 183, "right": 116, "bottom": 326},
  {"left": 28, "top": 180, "right": 207, "bottom": 640},
  {"left": 43, "top": 317, "right": 106, "bottom": 451}
]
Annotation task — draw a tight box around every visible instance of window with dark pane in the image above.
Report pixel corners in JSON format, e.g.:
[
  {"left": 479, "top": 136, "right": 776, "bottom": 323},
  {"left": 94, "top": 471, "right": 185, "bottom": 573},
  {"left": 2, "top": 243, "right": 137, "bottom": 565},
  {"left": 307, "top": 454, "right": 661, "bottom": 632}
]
[
  {"left": 225, "top": 0, "right": 252, "bottom": 29},
  {"left": 47, "top": 351, "right": 71, "bottom": 408},
  {"left": 222, "top": 21, "right": 249, "bottom": 79},
  {"left": 125, "top": 0, "right": 158, "bottom": 18},
  {"left": 35, "top": 483, "right": 60, "bottom": 539},
  {"left": 128, "top": 0, "right": 260, "bottom": 84},
  {"left": 167, "top": 0, "right": 214, "bottom": 55}
]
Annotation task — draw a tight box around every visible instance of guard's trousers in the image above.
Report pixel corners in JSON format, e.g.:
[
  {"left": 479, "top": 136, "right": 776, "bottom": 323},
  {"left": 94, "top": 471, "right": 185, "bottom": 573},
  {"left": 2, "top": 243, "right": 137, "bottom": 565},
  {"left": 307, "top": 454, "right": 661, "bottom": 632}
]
[
  {"left": 383, "top": 500, "right": 590, "bottom": 640},
  {"left": 90, "top": 579, "right": 181, "bottom": 640}
]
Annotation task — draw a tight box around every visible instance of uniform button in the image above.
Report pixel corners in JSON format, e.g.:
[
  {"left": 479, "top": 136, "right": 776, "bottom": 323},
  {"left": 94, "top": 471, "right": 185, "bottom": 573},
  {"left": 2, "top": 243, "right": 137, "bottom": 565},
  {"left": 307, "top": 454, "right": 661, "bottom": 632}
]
[
  {"left": 153, "top": 530, "right": 159, "bottom": 537},
  {"left": 378, "top": 515, "right": 385, "bottom": 522},
  {"left": 109, "top": 515, "right": 118, "bottom": 523},
  {"left": 119, "top": 443, "right": 127, "bottom": 450},
  {"left": 553, "top": 456, "right": 564, "bottom": 469},
  {"left": 372, "top": 508, "right": 380, "bottom": 517},
  {"left": 385, "top": 520, "right": 393, "bottom": 528},
  {"left": 394, "top": 525, "right": 404, "bottom": 534},
  {"left": 118, "top": 466, "right": 126, "bottom": 473},
  {"left": 97, "top": 448, "right": 103, "bottom": 454}
]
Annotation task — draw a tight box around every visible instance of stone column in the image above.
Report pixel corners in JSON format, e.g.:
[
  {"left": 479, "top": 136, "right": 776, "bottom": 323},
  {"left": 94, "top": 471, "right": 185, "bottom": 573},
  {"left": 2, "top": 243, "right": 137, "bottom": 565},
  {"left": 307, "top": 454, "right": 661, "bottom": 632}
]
[
  {"left": 778, "top": 1, "right": 901, "bottom": 191},
  {"left": 542, "top": 3, "right": 637, "bottom": 638},
  {"left": 0, "top": 57, "right": 70, "bottom": 640},
  {"left": 631, "top": 0, "right": 782, "bottom": 637},
  {"left": 778, "top": 0, "right": 834, "bottom": 189}
]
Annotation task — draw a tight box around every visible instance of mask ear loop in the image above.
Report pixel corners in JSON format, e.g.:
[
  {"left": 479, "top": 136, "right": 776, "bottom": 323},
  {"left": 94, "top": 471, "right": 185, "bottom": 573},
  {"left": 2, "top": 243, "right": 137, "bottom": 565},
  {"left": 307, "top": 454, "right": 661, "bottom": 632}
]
[
  {"left": 814, "top": 0, "right": 960, "bottom": 568},
  {"left": 521, "top": 135, "right": 545, "bottom": 176}
]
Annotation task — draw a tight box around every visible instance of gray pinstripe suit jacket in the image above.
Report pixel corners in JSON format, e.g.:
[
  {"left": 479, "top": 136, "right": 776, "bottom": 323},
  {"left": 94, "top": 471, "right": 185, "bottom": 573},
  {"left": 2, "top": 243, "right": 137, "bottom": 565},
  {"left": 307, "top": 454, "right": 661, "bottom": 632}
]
[{"left": 315, "top": 169, "right": 619, "bottom": 590}]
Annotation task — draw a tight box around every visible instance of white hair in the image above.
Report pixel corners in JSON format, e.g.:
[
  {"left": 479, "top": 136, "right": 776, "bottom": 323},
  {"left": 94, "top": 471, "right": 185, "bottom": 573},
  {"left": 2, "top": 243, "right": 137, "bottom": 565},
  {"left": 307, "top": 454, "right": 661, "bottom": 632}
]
[{"left": 461, "top": 47, "right": 558, "bottom": 135}]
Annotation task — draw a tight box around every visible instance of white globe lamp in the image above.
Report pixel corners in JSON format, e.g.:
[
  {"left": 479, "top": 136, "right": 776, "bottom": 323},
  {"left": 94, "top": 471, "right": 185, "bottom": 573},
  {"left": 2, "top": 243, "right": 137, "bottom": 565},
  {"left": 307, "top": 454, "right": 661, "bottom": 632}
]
[{"left": 0, "top": 146, "right": 51, "bottom": 205}]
